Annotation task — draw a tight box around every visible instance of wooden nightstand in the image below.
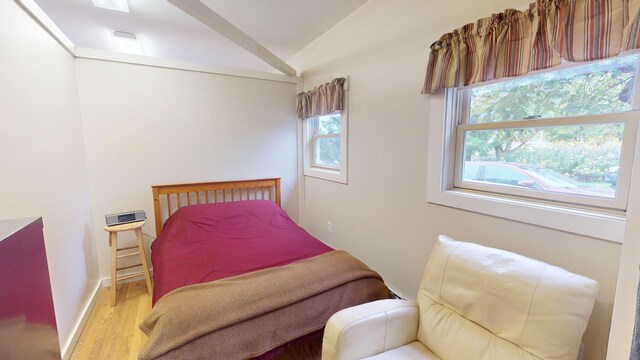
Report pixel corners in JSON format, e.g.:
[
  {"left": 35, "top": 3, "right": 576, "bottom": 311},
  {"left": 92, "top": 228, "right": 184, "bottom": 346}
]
[{"left": 104, "top": 220, "right": 152, "bottom": 306}]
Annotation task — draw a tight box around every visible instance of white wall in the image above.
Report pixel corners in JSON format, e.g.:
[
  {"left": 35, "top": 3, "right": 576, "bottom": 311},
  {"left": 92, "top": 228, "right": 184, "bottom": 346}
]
[
  {"left": 0, "top": 1, "right": 99, "bottom": 355},
  {"left": 289, "top": 1, "right": 621, "bottom": 359},
  {"left": 75, "top": 59, "right": 300, "bottom": 279}
]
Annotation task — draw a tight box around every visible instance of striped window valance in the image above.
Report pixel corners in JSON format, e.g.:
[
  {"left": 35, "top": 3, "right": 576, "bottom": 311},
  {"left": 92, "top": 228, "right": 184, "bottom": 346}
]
[
  {"left": 422, "top": 0, "right": 640, "bottom": 94},
  {"left": 296, "top": 77, "right": 346, "bottom": 119}
]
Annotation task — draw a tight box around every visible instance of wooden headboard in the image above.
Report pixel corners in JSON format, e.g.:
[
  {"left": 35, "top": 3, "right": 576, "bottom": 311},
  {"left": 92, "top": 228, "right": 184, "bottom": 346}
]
[{"left": 151, "top": 178, "right": 281, "bottom": 236}]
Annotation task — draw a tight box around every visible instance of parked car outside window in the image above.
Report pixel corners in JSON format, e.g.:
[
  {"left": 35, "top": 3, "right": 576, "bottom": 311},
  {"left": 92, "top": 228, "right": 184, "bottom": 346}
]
[{"left": 462, "top": 161, "right": 615, "bottom": 198}]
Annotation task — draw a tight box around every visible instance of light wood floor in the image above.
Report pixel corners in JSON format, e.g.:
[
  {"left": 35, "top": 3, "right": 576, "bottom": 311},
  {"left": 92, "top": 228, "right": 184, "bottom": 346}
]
[
  {"left": 69, "top": 280, "right": 322, "bottom": 360},
  {"left": 70, "top": 280, "right": 151, "bottom": 360}
]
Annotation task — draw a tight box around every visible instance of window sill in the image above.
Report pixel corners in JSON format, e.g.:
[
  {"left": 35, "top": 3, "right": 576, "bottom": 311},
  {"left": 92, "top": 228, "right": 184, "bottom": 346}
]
[
  {"left": 304, "top": 166, "right": 347, "bottom": 184},
  {"left": 427, "top": 188, "right": 625, "bottom": 243}
]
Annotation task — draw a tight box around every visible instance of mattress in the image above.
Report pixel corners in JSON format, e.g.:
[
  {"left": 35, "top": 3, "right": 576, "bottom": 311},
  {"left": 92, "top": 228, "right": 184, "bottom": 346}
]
[{"left": 151, "top": 200, "right": 332, "bottom": 304}]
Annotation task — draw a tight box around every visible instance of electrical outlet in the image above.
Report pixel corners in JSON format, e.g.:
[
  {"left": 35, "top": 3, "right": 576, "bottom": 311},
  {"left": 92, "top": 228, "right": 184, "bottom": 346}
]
[{"left": 327, "top": 221, "right": 332, "bottom": 233}]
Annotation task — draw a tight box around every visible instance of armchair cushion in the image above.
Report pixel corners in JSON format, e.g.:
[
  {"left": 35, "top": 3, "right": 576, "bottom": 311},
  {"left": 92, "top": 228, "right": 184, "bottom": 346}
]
[
  {"left": 417, "top": 236, "right": 599, "bottom": 360},
  {"left": 322, "top": 299, "right": 419, "bottom": 360}
]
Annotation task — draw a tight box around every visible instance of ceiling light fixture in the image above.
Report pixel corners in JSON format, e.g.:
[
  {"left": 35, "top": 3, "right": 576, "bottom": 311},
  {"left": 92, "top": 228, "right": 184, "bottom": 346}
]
[
  {"left": 92, "top": 0, "right": 129, "bottom": 12},
  {"left": 112, "top": 31, "right": 144, "bottom": 55}
]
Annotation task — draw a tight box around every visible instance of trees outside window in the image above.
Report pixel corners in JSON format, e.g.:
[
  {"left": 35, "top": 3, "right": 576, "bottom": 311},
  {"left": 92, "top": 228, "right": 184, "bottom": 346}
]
[
  {"left": 303, "top": 109, "right": 348, "bottom": 184},
  {"left": 313, "top": 114, "right": 341, "bottom": 168},
  {"left": 453, "top": 54, "right": 639, "bottom": 210}
]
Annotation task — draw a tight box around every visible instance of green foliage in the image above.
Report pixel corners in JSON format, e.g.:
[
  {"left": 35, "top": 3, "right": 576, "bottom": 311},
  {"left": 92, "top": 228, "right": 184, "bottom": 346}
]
[
  {"left": 503, "top": 137, "right": 621, "bottom": 182},
  {"left": 469, "top": 56, "right": 636, "bottom": 123},
  {"left": 316, "top": 137, "right": 340, "bottom": 166},
  {"left": 316, "top": 114, "right": 341, "bottom": 166},
  {"left": 319, "top": 114, "right": 340, "bottom": 134},
  {"left": 464, "top": 55, "right": 636, "bottom": 183}
]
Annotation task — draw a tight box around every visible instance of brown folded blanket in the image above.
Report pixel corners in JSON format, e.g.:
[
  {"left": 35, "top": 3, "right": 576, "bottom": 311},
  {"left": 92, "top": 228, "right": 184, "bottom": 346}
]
[{"left": 138, "top": 250, "right": 390, "bottom": 360}]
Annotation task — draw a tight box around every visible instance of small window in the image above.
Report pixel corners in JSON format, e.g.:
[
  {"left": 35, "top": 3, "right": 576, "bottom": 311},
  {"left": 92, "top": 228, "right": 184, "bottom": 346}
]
[
  {"left": 303, "top": 107, "right": 348, "bottom": 184},
  {"left": 452, "top": 54, "right": 640, "bottom": 210},
  {"left": 312, "top": 114, "right": 341, "bottom": 169}
]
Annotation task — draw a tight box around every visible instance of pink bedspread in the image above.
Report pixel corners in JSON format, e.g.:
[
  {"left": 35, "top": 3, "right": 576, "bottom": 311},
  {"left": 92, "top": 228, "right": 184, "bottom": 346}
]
[{"left": 151, "top": 200, "right": 332, "bottom": 304}]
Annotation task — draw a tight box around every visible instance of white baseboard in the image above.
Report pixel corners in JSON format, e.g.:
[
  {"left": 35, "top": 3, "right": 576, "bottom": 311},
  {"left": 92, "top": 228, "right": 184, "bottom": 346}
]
[
  {"left": 99, "top": 268, "right": 154, "bottom": 287},
  {"left": 61, "top": 279, "right": 102, "bottom": 360}
]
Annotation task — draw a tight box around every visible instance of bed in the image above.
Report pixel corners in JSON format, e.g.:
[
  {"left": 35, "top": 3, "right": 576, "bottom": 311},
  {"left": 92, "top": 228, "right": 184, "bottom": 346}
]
[{"left": 139, "top": 178, "right": 391, "bottom": 360}]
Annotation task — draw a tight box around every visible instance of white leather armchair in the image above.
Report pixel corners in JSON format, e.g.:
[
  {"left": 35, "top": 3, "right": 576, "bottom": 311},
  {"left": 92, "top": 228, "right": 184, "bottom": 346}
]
[{"left": 322, "top": 235, "right": 599, "bottom": 360}]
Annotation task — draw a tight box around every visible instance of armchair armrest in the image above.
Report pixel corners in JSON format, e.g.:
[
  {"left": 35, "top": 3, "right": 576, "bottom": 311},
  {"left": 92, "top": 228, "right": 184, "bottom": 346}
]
[{"left": 322, "top": 299, "right": 419, "bottom": 360}]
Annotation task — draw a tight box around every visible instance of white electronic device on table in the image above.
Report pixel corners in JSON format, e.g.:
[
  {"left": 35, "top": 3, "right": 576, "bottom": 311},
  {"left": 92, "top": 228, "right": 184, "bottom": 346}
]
[{"left": 105, "top": 210, "right": 146, "bottom": 226}]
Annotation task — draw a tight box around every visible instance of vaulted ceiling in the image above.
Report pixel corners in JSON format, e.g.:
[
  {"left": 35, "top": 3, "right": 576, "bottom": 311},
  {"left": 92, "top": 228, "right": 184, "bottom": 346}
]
[{"left": 34, "top": 0, "right": 367, "bottom": 74}]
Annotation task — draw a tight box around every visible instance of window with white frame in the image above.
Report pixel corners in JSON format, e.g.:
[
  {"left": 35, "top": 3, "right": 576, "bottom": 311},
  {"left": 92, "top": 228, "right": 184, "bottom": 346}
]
[
  {"left": 428, "top": 54, "right": 640, "bottom": 242},
  {"left": 303, "top": 108, "right": 348, "bottom": 183}
]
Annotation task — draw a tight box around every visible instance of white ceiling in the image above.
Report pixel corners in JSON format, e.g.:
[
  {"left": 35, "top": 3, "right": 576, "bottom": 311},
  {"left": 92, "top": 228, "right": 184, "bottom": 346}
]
[{"left": 34, "top": 0, "right": 367, "bottom": 73}]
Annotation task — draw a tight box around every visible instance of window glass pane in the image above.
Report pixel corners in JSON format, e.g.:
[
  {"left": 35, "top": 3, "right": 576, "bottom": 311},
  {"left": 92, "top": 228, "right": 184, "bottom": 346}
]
[
  {"left": 315, "top": 137, "right": 340, "bottom": 167},
  {"left": 317, "top": 114, "right": 341, "bottom": 135},
  {"left": 463, "top": 163, "right": 481, "bottom": 180},
  {"left": 461, "top": 123, "right": 623, "bottom": 198},
  {"left": 465, "top": 55, "right": 638, "bottom": 124},
  {"left": 483, "top": 164, "right": 537, "bottom": 186}
]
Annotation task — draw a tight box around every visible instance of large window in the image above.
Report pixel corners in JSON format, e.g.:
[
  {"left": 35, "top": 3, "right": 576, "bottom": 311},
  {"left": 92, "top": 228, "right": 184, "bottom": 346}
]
[
  {"left": 455, "top": 55, "right": 639, "bottom": 210},
  {"left": 303, "top": 110, "right": 348, "bottom": 183},
  {"left": 427, "top": 54, "right": 640, "bottom": 242}
]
